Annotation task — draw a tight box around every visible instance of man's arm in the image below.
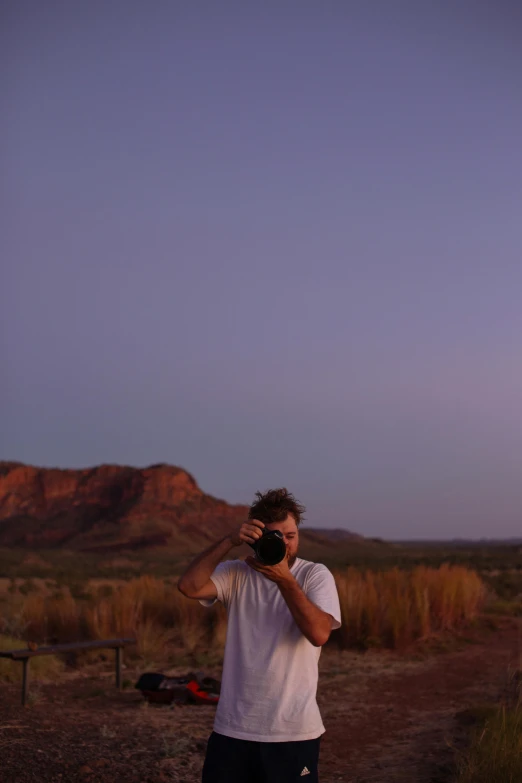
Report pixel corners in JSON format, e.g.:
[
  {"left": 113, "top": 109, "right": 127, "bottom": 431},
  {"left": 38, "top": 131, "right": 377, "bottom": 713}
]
[
  {"left": 278, "top": 577, "right": 333, "bottom": 647},
  {"left": 245, "top": 555, "right": 333, "bottom": 647},
  {"left": 177, "top": 519, "right": 266, "bottom": 599},
  {"left": 177, "top": 535, "right": 234, "bottom": 599}
]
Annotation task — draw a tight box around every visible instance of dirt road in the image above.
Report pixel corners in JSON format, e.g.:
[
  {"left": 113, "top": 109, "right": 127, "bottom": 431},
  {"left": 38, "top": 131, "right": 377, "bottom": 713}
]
[
  {"left": 1, "top": 620, "right": 520, "bottom": 783},
  {"left": 319, "top": 619, "right": 521, "bottom": 782}
]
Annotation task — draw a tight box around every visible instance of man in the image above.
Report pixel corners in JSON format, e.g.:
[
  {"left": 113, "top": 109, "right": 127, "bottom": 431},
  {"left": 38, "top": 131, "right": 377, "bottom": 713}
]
[{"left": 178, "top": 488, "right": 341, "bottom": 783}]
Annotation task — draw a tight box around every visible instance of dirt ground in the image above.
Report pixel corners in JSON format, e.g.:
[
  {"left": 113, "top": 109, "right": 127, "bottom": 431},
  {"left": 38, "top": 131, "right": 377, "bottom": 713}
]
[{"left": 1, "top": 619, "right": 520, "bottom": 783}]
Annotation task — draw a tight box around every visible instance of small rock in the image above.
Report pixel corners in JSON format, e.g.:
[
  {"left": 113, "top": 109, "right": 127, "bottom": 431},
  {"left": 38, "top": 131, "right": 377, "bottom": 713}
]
[
  {"left": 92, "top": 759, "right": 110, "bottom": 768},
  {"left": 79, "top": 766, "right": 93, "bottom": 775}
]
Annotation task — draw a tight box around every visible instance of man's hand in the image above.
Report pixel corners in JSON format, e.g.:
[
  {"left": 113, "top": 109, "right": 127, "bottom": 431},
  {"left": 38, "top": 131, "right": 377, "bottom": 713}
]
[
  {"left": 245, "top": 551, "right": 332, "bottom": 646},
  {"left": 245, "top": 550, "right": 293, "bottom": 586},
  {"left": 230, "top": 518, "right": 265, "bottom": 547}
]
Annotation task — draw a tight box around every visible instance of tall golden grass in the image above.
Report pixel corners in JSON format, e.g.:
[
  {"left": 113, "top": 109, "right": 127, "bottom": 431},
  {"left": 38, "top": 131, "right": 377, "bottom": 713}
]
[
  {"left": 1, "top": 565, "right": 485, "bottom": 661},
  {"left": 333, "top": 564, "right": 486, "bottom": 649},
  {"left": 16, "top": 576, "right": 227, "bottom": 659},
  {"left": 84, "top": 576, "right": 225, "bottom": 657}
]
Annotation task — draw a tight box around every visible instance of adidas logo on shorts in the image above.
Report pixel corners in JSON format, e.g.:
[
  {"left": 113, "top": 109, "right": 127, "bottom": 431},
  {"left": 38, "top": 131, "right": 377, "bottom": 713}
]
[{"left": 300, "top": 768, "right": 311, "bottom": 777}]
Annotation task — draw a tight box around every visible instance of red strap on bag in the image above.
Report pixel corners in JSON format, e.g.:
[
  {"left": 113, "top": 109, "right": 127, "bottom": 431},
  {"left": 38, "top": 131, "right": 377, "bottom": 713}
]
[{"left": 185, "top": 679, "right": 220, "bottom": 704}]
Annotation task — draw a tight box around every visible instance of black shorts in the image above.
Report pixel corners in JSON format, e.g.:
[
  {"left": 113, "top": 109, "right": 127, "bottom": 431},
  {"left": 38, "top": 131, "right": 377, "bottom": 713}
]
[{"left": 202, "top": 731, "right": 321, "bottom": 783}]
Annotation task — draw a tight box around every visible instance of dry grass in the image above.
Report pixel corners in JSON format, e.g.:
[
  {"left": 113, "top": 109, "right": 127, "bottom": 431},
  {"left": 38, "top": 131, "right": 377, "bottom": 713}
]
[
  {"left": 455, "top": 703, "right": 522, "bottom": 782},
  {"left": 3, "top": 575, "right": 226, "bottom": 661},
  {"left": 85, "top": 576, "right": 223, "bottom": 655},
  {"left": 21, "top": 587, "right": 84, "bottom": 642},
  {"left": 0, "top": 565, "right": 486, "bottom": 662},
  {"left": 333, "top": 564, "right": 485, "bottom": 649},
  {"left": 0, "top": 635, "right": 65, "bottom": 683}
]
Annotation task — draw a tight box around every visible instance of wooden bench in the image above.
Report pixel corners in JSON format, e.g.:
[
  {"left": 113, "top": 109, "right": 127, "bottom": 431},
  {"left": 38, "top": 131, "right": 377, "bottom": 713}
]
[{"left": 0, "top": 638, "right": 136, "bottom": 706}]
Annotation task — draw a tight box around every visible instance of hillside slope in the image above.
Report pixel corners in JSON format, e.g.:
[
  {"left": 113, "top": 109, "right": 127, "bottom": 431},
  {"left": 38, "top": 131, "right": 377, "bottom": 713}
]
[
  {"left": 0, "top": 462, "right": 246, "bottom": 551},
  {"left": 0, "top": 462, "right": 383, "bottom": 559}
]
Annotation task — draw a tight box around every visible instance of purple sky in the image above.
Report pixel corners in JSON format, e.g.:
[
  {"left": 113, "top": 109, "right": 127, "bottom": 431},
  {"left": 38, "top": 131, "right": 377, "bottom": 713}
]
[{"left": 2, "top": 2, "right": 522, "bottom": 539}]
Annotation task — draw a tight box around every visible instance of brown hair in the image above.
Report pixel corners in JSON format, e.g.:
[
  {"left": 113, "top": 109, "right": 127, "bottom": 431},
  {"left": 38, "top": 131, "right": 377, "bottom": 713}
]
[{"left": 248, "top": 488, "right": 306, "bottom": 527}]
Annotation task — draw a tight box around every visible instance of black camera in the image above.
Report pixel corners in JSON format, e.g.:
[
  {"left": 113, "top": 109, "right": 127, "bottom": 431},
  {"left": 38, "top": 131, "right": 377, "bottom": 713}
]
[{"left": 248, "top": 528, "right": 286, "bottom": 566}]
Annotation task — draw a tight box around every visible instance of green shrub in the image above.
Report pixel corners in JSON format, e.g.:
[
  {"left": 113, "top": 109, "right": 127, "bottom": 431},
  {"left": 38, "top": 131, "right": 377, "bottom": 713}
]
[
  {"left": 455, "top": 704, "right": 522, "bottom": 782},
  {"left": 484, "top": 599, "right": 522, "bottom": 617}
]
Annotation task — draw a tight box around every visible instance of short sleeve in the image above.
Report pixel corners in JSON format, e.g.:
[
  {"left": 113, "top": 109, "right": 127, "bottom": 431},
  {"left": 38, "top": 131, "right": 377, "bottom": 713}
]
[
  {"left": 198, "top": 559, "right": 239, "bottom": 609},
  {"left": 304, "top": 564, "right": 342, "bottom": 630}
]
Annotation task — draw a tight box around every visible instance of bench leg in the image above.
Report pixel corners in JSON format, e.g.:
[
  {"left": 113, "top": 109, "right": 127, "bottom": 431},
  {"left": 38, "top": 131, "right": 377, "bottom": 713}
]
[
  {"left": 22, "top": 659, "right": 30, "bottom": 706},
  {"left": 115, "top": 647, "right": 122, "bottom": 690}
]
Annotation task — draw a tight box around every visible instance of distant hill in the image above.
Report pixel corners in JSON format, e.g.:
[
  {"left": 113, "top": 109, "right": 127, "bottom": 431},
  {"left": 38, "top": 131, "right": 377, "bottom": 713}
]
[
  {"left": 396, "top": 538, "right": 522, "bottom": 547},
  {"left": 304, "top": 528, "right": 366, "bottom": 543},
  {"left": 0, "top": 461, "right": 246, "bottom": 551},
  {"left": 0, "top": 462, "right": 378, "bottom": 558}
]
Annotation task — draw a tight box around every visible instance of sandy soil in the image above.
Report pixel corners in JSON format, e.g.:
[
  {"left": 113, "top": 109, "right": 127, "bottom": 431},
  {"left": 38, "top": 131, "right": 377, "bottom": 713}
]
[{"left": 1, "top": 620, "right": 520, "bottom": 783}]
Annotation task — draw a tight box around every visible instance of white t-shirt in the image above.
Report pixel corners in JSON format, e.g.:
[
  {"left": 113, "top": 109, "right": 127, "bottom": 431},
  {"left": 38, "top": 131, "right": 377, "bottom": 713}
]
[{"left": 200, "top": 557, "right": 342, "bottom": 742}]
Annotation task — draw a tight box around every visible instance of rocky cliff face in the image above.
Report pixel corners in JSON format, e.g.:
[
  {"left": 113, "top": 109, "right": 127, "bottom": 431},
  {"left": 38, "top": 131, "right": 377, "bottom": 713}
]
[{"left": 0, "top": 462, "right": 248, "bottom": 551}]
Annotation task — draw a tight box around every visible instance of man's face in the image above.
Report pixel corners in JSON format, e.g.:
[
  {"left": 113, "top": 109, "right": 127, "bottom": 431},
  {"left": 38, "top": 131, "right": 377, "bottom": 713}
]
[{"left": 264, "top": 514, "right": 299, "bottom": 566}]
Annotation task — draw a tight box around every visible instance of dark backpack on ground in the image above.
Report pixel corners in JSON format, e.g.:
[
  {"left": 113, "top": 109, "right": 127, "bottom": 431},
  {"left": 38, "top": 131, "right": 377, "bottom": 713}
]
[{"left": 135, "top": 671, "right": 220, "bottom": 705}]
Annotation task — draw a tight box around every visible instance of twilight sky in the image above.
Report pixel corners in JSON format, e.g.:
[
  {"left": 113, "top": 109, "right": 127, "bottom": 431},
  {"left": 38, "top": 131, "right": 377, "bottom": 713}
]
[{"left": 2, "top": 2, "right": 522, "bottom": 539}]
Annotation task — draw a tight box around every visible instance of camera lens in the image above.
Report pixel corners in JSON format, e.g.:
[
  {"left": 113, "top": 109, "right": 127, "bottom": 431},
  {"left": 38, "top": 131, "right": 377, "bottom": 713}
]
[{"left": 256, "top": 532, "right": 286, "bottom": 565}]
